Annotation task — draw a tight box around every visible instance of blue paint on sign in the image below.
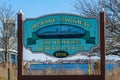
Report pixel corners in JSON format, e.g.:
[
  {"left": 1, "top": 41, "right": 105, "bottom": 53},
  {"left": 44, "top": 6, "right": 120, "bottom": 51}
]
[{"left": 23, "top": 14, "right": 99, "bottom": 58}]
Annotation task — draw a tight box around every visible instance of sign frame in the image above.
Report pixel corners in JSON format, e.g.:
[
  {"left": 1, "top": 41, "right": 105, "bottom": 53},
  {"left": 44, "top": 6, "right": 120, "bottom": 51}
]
[{"left": 17, "top": 11, "right": 106, "bottom": 80}]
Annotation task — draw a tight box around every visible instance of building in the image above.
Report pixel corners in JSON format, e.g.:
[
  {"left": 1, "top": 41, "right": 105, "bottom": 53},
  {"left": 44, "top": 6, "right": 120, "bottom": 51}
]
[{"left": 0, "top": 49, "right": 17, "bottom": 64}]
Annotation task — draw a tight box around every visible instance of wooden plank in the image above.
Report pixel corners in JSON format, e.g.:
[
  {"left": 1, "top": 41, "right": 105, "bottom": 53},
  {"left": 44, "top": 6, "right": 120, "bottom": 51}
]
[{"left": 22, "top": 75, "right": 102, "bottom": 80}]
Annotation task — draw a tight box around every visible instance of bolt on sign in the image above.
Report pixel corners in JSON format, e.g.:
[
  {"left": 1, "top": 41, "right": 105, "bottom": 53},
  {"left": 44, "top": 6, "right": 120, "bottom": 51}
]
[
  {"left": 23, "top": 14, "right": 99, "bottom": 58},
  {"left": 18, "top": 12, "right": 106, "bottom": 80}
]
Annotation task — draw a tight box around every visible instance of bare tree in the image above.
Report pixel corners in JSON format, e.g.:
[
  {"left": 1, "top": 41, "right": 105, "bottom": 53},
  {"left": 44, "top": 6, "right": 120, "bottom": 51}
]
[
  {"left": 0, "top": 2, "right": 17, "bottom": 67},
  {"left": 74, "top": 0, "right": 120, "bottom": 56}
]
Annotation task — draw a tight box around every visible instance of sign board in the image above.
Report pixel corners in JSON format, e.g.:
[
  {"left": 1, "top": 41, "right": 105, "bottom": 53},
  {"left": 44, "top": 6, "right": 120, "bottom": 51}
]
[
  {"left": 17, "top": 12, "right": 106, "bottom": 80},
  {"left": 23, "top": 14, "right": 99, "bottom": 58}
]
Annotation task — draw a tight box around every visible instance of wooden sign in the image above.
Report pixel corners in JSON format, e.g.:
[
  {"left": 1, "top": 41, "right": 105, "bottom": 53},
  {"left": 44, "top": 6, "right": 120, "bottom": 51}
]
[
  {"left": 17, "top": 11, "right": 106, "bottom": 80},
  {"left": 23, "top": 14, "right": 99, "bottom": 58}
]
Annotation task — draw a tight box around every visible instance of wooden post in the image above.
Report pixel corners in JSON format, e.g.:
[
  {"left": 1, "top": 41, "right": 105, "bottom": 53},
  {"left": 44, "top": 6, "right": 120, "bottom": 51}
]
[
  {"left": 17, "top": 10, "right": 24, "bottom": 80},
  {"left": 100, "top": 11, "right": 106, "bottom": 80},
  {"left": 8, "top": 68, "right": 10, "bottom": 80}
]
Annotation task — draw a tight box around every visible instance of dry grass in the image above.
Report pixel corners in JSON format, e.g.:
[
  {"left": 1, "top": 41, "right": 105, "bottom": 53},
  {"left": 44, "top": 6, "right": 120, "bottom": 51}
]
[
  {"left": 106, "top": 68, "right": 120, "bottom": 80},
  {"left": 24, "top": 68, "right": 84, "bottom": 75},
  {"left": 92, "top": 61, "right": 120, "bottom": 80},
  {"left": 1, "top": 63, "right": 120, "bottom": 80},
  {"left": 0, "top": 67, "right": 7, "bottom": 78},
  {"left": 49, "top": 68, "right": 84, "bottom": 75},
  {"left": 0, "top": 77, "right": 7, "bottom": 80},
  {"left": 24, "top": 67, "right": 120, "bottom": 80},
  {"left": 0, "top": 64, "right": 17, "bottom": 80}
]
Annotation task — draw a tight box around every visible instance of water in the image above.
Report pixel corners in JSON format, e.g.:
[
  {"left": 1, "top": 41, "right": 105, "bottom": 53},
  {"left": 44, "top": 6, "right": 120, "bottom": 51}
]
[{"left": 30, "top": 63, "right": 119, "bottom": 74}]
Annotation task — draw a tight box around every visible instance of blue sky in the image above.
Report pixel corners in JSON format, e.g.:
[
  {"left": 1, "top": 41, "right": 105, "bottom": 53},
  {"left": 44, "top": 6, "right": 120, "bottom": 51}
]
[
  {"left": 0, "top": 0, "right": 78, "bottom": 61},
  {"left": 0, "top": 0, "right": 76, "bottom": 18}
]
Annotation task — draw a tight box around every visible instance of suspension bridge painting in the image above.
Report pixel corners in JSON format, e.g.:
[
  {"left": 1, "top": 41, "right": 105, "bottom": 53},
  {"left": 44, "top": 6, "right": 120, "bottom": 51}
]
[{"left": 17, "top": 11, "right": 106, "bottom": 80}]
